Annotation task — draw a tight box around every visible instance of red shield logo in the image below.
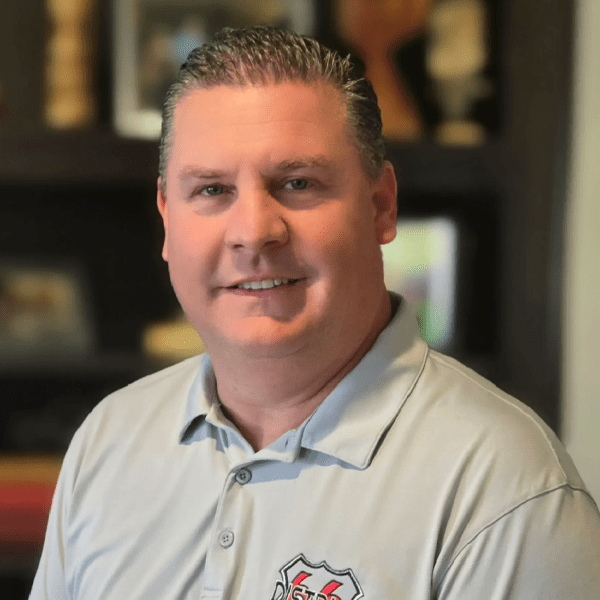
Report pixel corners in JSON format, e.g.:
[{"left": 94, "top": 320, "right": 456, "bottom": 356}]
[{"left": 270, "top": 554, "right": 364, "bottom": 600}]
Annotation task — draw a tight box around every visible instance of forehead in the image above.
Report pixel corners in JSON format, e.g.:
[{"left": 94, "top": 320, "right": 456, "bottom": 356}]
[{"left": 169, "top": 83, "right": 356, "bottom": 171}]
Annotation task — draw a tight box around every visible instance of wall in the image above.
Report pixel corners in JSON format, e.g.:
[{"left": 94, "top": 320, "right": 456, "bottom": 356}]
[{"left": 562, "top": 0, "right": 600, "bottom": 503}]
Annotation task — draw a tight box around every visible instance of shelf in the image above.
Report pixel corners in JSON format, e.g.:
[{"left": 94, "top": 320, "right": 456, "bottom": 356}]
[
  {"left": 386, "top": 139, "right": 506, "bottom": 197},
  {"left": 0, "top": 129, "right": 159, "bottom": 185},
  {"left": 0, "top": 128, "right": 505, "bottom": 194},
  {"left": 0, "top": 352, "right": 159, "bottom": 379}
]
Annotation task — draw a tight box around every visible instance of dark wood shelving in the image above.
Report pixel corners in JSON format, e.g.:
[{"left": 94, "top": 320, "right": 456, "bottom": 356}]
[
  {"left": 0, "top": 128, "right": 504, "bottom": 199},
  {"left": 0, "top": 352, "right": 159, "bottom": 379},
  {"left": 0, "top": 129, "right": 159, "bottom": 185},
  {"left": 387, "top": 139, "right": 505, "bottom": 196},
  {"left": 0, "top": 0, "right": 575, "bottom": 440},
  {"left": 0, "top": 0, "right": 577, "bottom": 596}
]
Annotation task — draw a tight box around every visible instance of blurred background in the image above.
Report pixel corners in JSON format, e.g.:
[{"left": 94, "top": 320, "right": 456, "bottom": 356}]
[{"left": 0, "top": 0, "right": 598, "bottom": 596}]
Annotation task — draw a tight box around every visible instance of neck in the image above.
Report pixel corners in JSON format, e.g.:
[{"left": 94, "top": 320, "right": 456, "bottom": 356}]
[{"left": 210, "top": 291, "right": 393, "bottom": 451}]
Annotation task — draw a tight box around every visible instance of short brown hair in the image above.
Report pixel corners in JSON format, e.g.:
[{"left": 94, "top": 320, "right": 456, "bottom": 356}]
[{"left": 159, "top": 26, "right": 385, "bottom": 193}]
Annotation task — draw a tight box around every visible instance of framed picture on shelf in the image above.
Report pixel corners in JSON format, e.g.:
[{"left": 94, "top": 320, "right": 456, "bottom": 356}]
[
  {"left": 382, "top": 217, "right": 459, "bottom": 351},
  {"left": 113, "top": 0, "right": 316, "bottom": 139},
  {"left": 0, "top": 261, "right": 95, "bottom": 364}
]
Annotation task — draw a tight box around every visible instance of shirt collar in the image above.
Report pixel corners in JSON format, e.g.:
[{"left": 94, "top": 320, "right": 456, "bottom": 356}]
[
  {"left": 299, "top": 294, "right": 428, "bottom": 468},
  {"left": 179, "top": 293, "right": 428, "bottom": 468},
  {"left": 179, "top": 355, "right": 218, "bottom": 443}
]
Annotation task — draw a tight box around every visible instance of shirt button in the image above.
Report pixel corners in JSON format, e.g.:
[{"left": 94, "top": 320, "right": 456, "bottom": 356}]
[
  {"left": 219, "top": 529, "right": 234, "bottom": 548},
  {"left": 235, "top": 468, "right": 252, "bottom": 485}
]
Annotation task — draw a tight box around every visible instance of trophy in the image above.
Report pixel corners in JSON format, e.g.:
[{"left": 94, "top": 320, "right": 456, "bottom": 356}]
[
  {"left": 45, "top": 0, "right": 97, "bottom": 128},
  {"left": 334, "top": 0, "right": 433, "bottom": 141},
  {"left": 426, "top": 0, "right": 490, "bottom": 146}
]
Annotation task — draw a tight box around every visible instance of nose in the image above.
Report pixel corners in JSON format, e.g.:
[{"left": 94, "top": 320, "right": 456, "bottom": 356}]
[{"left": 224, "top": 187, "right": 289, "bottom": 252}]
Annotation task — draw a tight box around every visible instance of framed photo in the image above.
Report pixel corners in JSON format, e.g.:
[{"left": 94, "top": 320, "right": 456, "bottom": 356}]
[
  {"left": 113, "top": 0, "right": 316, "bottom": 139},
  {"left": 382, "top": 217, "right": 458, "bottom": 351},
  {"left": 0, "top": 261, "right": 95, "bottom": 363}
]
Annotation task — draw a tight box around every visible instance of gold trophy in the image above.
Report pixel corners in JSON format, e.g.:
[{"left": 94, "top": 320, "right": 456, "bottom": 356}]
[
  {"left": 45, "top": 0, "right": 97, "bottom": 128},
  {"left": 334, "top": 0, "right": 433, "bottom": 141},
  {"left": 426, "top": 0, "right": 490, "bottom": 146}
]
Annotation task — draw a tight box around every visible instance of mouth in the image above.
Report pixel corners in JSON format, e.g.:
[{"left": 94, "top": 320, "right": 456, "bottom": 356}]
[{"left": 227, "top": 278, "right": 302, "bottom": 291}]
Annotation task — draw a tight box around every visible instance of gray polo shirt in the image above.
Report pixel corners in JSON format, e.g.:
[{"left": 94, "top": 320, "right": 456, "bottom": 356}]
[{"left": 30, "top": 297, "right": 600, "bottom": 600}]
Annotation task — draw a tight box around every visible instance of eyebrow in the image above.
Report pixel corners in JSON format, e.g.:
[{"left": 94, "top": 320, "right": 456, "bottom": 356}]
[
  {"left": 178, "top": 167, "right": 227, "bottom": 182},
  {"left": 273, "top": 155, "right": 335, "bottom": 172},
  {"left": 177, "top": 155, "right": 335, "bottom": 183}
]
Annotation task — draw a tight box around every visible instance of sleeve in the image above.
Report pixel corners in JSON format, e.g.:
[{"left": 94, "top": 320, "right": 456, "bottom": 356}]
[
  {"left": 436, "top": 486, "right": 600, "bottom": 599},
  {"left": 29, "top": 421, "right": 88, "bottom": 600}
]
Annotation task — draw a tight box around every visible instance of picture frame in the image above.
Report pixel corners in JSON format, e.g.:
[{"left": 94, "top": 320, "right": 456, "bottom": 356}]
[
  {"left": 0, "top": 260, "right": 95, "bottom": 364},
  {"left": 382, "top": 217, "right": 459, "bottom": 351},
  {"left": 113, "top": 0, "right": 316, "bottom": 139}
]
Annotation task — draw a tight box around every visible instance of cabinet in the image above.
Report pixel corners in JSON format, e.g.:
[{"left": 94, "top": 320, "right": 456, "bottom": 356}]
[{"left": 0, "top": 0, "right": 574, "bottom": 593}]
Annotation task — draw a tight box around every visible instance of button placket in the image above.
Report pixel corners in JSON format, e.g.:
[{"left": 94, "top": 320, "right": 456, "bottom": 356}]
[
  {"left": 202, "top": 463, "right": 258, "bottom": 596},
  {"left": 202, "top": 473, "right": 238, "bottom": 591}
]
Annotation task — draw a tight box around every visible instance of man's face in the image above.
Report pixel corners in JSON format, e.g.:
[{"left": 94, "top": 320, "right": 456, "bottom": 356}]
[{"left": 158, "top": 82, "right": 397, "bottom": 360}]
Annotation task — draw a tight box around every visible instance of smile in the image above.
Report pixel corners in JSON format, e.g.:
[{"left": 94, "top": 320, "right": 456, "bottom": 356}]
[{"left": 232, "top": 278, "right": 300, "bottom": 290}]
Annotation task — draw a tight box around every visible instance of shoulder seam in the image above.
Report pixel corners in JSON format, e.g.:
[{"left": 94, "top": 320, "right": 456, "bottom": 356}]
[
  {"left": 428, "top": 352, "right": 567, "bottom": 480},
  {"left": 436, "top": 484, "right": 596, "bottom": 588}
]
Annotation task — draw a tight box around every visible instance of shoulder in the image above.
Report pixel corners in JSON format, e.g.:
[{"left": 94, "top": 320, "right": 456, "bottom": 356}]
[
  {"left": 390, "top": 348, "right": 594, "bottom": 531},
  {"left": 392, "top": 350, "right": 600, "bottom": 582},
  {"left": 89, "top": 354, "right": 204, "bottom": 430},
  {"left": 61, "top": 355, "right": 207, "bottom": 482}
]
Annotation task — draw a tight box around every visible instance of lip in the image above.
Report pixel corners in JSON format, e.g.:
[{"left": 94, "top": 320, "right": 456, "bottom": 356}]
[
  {"left": 225, "top": 276, "right": 304, "bottom": 289},
  {"left": 222, "top": 277, "right": 306, "bottom": 294}
]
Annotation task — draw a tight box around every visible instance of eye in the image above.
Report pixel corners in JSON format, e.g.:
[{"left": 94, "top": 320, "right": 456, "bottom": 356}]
[
  {"left": 284, "top": 179, "right": 310, "bottom": 191},
  {"left": 200, "top": 185, "right": 226, "bottom": 197}
]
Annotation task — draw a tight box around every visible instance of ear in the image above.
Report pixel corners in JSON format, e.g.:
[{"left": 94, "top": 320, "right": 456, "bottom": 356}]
[
  {"left": 157, "top": 177, "right": 169, "bottom": 261},
  {"left": 371, "top": 161, "right": 398, "bottom": 245}
]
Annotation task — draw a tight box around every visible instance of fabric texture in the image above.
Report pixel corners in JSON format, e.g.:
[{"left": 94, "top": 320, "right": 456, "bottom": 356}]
[{"left": 30, "top": 295, "right": 600, "bottom": 600}]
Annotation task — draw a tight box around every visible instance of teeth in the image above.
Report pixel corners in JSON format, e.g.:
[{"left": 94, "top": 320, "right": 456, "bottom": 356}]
[{"left": 240, "top": 278, "right": 290, "bottom": 290}]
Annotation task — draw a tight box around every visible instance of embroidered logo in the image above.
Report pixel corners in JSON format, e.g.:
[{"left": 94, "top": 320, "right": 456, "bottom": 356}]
[{"left": 270, "top": 554, "right": 364, "bottom": 600}]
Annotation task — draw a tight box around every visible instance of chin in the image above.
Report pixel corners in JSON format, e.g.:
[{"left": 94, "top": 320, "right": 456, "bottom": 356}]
[
  {"left": 211, "top": 318, "right": 315, "bottom": 359},
  {"left": 235, "top": 331, "right": 307, "bottom": 358}
]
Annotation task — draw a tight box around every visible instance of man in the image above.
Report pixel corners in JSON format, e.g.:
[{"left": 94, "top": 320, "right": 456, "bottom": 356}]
[{"left": 31, "top": 26, "right": 600, "bottom": 600}]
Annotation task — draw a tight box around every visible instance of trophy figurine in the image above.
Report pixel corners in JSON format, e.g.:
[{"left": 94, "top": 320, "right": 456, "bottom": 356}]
[
  {"left": 426, "top": 0, "right": 490, "bottom": 146},
  {"left": 45, "top": 0, "right": 97, "bottom": 129},
  {"left": 334, "top": 0, "right": 433, "bottom": 141}
]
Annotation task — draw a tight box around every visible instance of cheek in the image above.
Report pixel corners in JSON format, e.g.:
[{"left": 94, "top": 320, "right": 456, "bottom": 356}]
[
  {"left": 166, "top": 214, "right": 221, "bottom": 278},
  {"left": 302, "top": 204, "right": 378, "bottom": 280},
  {"left": 167, "top": 211, "right": 198, "bottom": 249},
  {"left": 297, "top": 208, "right": 356, "bottom": 269}
]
